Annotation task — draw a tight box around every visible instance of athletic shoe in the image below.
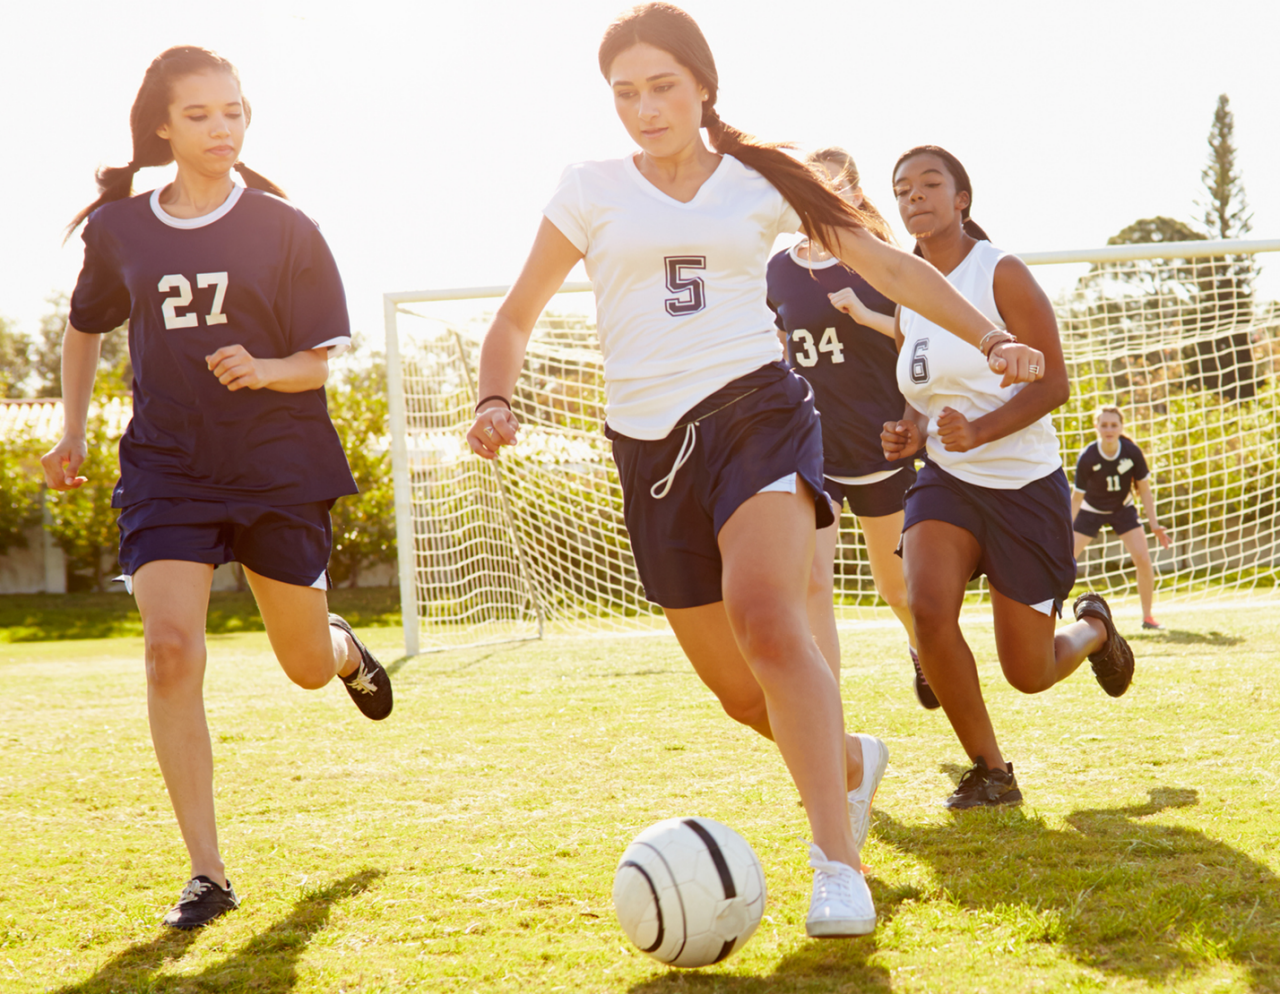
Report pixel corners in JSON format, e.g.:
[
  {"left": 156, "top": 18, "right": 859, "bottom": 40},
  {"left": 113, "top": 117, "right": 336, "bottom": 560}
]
[
  {"left": 162, "top": 875, "right": 239, "bottom": 929},
  {"left": 329, "top": 614, "right": 393, "bottom": 720},
  {"left": 943, "top": 756, "right": 1023, "bottom": 810},
  {"left": 805, "top": 843, "right": 876, "bottom": 937},
  {"left": 1142, "top": 617, "right": 1165, "bottom": 631},
  {"left": 910, "top": 647, "right": 941, "bottom": 710},
  {"left": 848, "top": 734, "right": 889, "bottom": 857},
  {"left": 1073, "top": 592, "right": 1135, "bottom": 697}
]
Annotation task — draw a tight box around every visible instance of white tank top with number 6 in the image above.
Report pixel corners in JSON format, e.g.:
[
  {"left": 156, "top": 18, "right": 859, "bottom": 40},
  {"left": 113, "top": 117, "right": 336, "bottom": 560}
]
[{"left": 897, "top": 240, "right": 1060, "bottom": 489}]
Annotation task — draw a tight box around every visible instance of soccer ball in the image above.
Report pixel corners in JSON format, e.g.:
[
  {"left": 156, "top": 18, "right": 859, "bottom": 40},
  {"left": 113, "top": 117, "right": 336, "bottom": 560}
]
[{"left": 613, "top": 817, "right": 766, "bottom": 968}]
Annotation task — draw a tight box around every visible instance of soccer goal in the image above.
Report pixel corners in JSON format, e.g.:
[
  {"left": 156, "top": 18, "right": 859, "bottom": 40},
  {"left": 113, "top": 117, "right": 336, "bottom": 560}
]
[{"left": 385, "top": 239, "right": 1280, "bottom": 653}]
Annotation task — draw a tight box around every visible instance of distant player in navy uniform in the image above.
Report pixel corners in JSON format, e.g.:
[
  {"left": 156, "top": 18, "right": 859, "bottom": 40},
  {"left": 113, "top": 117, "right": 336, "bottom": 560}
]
[
  {"left": 40, "top": 47, "right": 392, "bottom": 930},
  {"left": 766, "top": 147, "right": 936, "bottom": 711},
  {"left": 1072, "top": 405, "right": 1171, "bottom": 630},
  {"left": 464, "top": 5, "right": 1045, "bottom": 938},
  {"left": 881, "top": 146, "right": 1135, "bottom": 810}
]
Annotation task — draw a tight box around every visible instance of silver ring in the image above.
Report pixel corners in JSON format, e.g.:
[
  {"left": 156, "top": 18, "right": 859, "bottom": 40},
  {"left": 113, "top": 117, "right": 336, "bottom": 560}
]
[
  {"left": 1029, "top": 364, "right": 1040, "bottom": 374},
  {"left": 483, "top": 426, "right": 495, "bottom": 438}
]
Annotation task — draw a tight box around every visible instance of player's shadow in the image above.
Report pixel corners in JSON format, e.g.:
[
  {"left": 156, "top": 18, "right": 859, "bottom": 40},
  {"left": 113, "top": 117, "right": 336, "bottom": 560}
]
[
  {"left": 874, "top": 788, "right": 1280, "bottom": 991},
  {"left": 51, "top": 868, "right": 383, "bottom": 994},
  {"left": 1133, "top": 628, "right": 1243, "bottom": 646}
]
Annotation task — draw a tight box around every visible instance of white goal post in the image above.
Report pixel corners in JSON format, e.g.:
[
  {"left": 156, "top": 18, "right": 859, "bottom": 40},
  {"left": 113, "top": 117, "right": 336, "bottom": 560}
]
[{"left": 385, "top": 239, "right": 1280, "bottom": 654}]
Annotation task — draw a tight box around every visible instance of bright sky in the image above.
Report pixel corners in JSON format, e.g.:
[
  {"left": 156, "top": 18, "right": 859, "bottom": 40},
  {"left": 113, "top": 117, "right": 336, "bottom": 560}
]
[{"left": 2, "top": 0, "right": 1277, "bottom": 345}]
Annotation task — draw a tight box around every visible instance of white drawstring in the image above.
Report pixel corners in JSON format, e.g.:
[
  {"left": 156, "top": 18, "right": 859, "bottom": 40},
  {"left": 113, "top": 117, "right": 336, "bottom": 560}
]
[{"left": 649, "top": 422, "right": 698, "bottom": 499}]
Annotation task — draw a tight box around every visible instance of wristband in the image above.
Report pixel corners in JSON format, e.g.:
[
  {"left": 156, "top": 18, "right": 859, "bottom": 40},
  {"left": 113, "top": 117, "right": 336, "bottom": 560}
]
[
  {"left": 981, "top": 332, "right": 1018, "bottom": 359},
  {"left": 475, "top": 395, "right": 512, "bottom": 413}
]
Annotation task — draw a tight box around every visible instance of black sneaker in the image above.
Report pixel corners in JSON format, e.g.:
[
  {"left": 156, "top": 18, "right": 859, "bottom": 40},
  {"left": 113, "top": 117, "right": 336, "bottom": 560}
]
[
  {"left": 162, "top": 875, "right": 239, "bottom": 929},
  {"left": 944, "top": 756, "right": 1022, "bottom": 810},
  {"left": 330, "top": 614, "right": 393, "bottom": 720},
  {"left": 910, "top": 647, "right": 941, "bottom": 710},
  {"left": 1073, "top": 592, "right": 1134, "bottom": 697}
]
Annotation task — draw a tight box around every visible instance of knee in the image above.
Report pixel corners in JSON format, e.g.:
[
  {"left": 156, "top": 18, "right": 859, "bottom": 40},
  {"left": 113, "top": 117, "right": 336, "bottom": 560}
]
[
  {"left": 1002, "top": 656, "right": 1057, "bottom": 694},
  {"left": 875, "top": 576, "right": 909, "bottom": 612},
  {"left": 278, "top": 640, "right": 336, "bottom": 690},
  {"left": 717, "top": 690, "right": 768, "bottom": 729},
  {"left": 906, "top": 588, "right": 957, "bottom": 643},
  {"left": 144, "top": 627, "right": 205, "bottom": 696},
  {"left": 725, "top": 599, "right": 804, "bottom": 668},
  {"left": 807, "top": 559, "right": 834, "bottom": 600}
]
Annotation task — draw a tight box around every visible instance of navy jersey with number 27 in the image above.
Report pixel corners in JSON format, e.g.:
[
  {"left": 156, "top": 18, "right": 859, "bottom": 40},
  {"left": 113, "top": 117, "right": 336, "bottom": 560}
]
[{"left": 70, "top": 186, "right": 358, "bottom": 508}]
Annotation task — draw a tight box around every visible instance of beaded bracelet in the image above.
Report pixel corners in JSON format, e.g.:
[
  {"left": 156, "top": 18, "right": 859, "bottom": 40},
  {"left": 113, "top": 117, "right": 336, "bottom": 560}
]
[
  {"left": 474, "top": 395, "right": 512, "bottom": 413},
  {"left": 979, "top": 331, "right": 1018, "bottom": 359}
]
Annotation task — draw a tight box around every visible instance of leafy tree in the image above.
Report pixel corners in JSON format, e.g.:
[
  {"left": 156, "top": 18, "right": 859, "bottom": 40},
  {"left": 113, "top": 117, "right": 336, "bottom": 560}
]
[
  {"left": 0, "top": 315, "right": 34, "bottom": 398},
  {"left": 0, "top": 439, "right": 43, "bottom": 555},
  {"left": 28, "top": 293, "right": 131, "bottom": 398},
  {"left": 43, "top": 381, "right": 124, "bottom": 591},
  {"left": 327, "top": 342, "right": 396, "bottom": 587}
]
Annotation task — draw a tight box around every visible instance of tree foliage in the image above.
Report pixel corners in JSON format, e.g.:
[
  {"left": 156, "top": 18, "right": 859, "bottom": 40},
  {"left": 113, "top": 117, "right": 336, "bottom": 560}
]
[{"left": 0, "top": 441, "right": 43, "bottom": 556}]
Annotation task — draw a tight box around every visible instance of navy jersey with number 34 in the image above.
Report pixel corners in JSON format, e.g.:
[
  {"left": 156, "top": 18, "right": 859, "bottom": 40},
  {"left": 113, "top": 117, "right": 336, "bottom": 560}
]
[{"left": 70, "top": 187, "right": 357, "bottom": 508}]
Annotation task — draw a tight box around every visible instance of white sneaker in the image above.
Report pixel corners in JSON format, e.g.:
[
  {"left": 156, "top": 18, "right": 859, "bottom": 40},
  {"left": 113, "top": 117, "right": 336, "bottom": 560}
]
[
  {"left": 848, "top": 734, "right": 888, "bottom": 858},
  {"left": 805, "top": 843, "right": 876, "bottom": 937}
]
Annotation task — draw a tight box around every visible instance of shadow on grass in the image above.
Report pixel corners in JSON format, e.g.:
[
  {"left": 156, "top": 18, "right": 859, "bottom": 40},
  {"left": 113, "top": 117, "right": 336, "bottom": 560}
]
[
  {"left": 874, "top": 787, "right": 1280, "bottom": 991},
  {"left": 1132, "top": 628, "right": 1244, "bottom": 646},
  {"left": 52, "top": 869, "right": 383, "bottom": 994}
]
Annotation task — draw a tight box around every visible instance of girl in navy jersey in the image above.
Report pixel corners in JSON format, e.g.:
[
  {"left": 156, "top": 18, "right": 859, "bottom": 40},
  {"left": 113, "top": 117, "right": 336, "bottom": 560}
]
[
  {"left": 765, "top": 147, "right": 935, "bottom": 712},
  {"left": 881, "top": 146, "right": 1134, "bottom": 810},
  {"left": 41, "top": 47, "right": 392, "bottom": 929},
  {"left": 466, "top": 4, "right": 1045, "bottom": 936},
  {"left": 1072, "top": 405, "right": 1172, "bottom": 629}
]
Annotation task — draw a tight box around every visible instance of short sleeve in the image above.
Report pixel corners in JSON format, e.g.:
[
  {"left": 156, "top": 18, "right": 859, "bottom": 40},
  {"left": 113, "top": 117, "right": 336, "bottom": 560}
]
[
  {"left": 542, "top": 165, "right": 589, "bottom": 254},
  {"left": 284, "top": 220, "right": 350, "bottom": 356},
  {"left": 1073, "top": 449, "right": 1091, "bottom": 492},
  {"left": 69, "top": 218, "right": 131, "bottom": 335},
  {"left": 1130, "top": 441, "right": 1150, "bottom": 481}
]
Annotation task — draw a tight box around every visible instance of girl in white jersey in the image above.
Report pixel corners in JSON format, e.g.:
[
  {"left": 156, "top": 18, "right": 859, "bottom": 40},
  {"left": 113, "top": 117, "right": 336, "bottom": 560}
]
[
  {"left": 41, "top": 47, "right": 392, "bottom": 929},
  {"left": 881, "top": 146, "right": 1134, "bottom": 810},
  {"left": 467, "top": 6, "right": 1044, "bottom": 936}
]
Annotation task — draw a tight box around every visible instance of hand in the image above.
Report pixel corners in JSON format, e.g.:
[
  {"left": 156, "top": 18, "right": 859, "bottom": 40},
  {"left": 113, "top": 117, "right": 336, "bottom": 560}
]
[
  {"left": 206, "top": 344, "right": 271, "bottom": 391},
  {"left": 40, "top": 435, "right": 89, "bottom": 491},
  {"left": 987, "top": 340, "right": 1046, "bottom": 387},
  {"left": 937, "top": 406, "right": 981, "bottom": 452},
  {"left": 828, "top": 287, "right": 873, "bottom": 324},
  {"left": 881, "top": 419, "right": 923, "bottom": 461},
  {"left": 1152, "top": 523, "right": 1172, "bottom": 549},
  {"left": 467, "top": 404, "right": 520, "bottom": 459}
]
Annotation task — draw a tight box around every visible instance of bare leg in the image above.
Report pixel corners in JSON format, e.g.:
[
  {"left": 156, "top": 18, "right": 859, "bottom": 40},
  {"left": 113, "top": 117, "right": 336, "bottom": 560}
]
[
  {"left": 666, "top": 602, "right": 865, "bottom": 791},
  {"left": 718, "top": 485, "right": 858, "bottom": 867},
  {"left": 133, "top": 561, "right": 224, "bottom": 886},
  {"left": 1073, "top": 530, "right": 1093, "bottom": 560},
  {"left": 902, "top": 521, "right": 1008, "bottom": 766},
  {"left": 1118, "top": 528, "right": 1157, "bottom": 620},
  {"left": 242, "top": 568, "right": 356, "bottom": 686},
  {"left": 859, "top": 510, "right": 916, "bottom": 649},
  {"left": 806, "top": 504, "right": 842, "bottom": 675},
  {"left": 989, "top": 587, "right": 1106, "bottom": 695}
]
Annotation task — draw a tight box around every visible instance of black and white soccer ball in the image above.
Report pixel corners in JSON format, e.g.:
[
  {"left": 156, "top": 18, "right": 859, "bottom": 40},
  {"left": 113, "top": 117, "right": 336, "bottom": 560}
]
[{"left": 613, "top": 817, "right": 766, "bottom": 968}]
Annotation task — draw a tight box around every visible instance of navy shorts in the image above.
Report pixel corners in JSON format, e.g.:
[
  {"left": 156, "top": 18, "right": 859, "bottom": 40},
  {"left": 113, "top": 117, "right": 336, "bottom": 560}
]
[
  {"left": 116, "top": 498, "right": 334, "bottom": 590},
  {"left": 1074, "top": 504, "right": 1142, "bottom": 538},
  {"left": 823, "top": 466, "right": 917, "bottom": 519},
  {"left": 901, "top": 461, "right": 1076, "bottom": 616},
  {"left": 607, "top": 362, "right": 832, "bottom": 609}
]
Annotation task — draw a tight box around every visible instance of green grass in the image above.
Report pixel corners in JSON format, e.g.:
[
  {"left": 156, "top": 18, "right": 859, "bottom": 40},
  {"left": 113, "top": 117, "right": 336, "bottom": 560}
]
[
  {"left": 2, "top": 606, "right": 1278, "bottom": 992},
  {"left": 0, "top": 587, "right": 401, "bottom": 643}
]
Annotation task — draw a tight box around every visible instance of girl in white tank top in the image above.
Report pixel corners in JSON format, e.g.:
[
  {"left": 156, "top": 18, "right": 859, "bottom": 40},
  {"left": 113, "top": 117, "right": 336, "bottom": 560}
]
[{"left": 882, "top": 146, "right": 1136, "bottom": 812}]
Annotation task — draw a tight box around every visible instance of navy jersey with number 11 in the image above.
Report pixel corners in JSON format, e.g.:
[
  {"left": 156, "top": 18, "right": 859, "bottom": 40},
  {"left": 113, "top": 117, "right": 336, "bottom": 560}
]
[
  {"left": 70, "top": 186, "right": 358, "bottom": 508},
  {"left": 1074, "top": 437, "right": 1149, "bottom": 514}
]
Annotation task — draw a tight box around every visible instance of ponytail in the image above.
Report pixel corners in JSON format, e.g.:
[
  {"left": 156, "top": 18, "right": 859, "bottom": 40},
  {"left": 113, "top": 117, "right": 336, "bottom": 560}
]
[
  {"left": 599, "top": 3, "right": 885, "bottom": 251},
  {"left": 67, "top": 46, "right": 284, "bottom": 239}
]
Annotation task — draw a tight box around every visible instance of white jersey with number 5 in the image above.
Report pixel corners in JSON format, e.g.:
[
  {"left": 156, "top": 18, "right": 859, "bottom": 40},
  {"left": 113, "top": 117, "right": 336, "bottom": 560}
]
[
  {"left": 543, "top": 154, "right": 801, "bottom": 440},
  {"left": 897, "top": 240, "right": 1060, "bottom": 489}
]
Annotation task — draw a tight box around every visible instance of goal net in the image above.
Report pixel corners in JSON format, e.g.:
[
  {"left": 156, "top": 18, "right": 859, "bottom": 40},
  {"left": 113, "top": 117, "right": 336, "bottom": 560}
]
[{"left": 385, "top": 239, "right": 1280, "bottom": 653}]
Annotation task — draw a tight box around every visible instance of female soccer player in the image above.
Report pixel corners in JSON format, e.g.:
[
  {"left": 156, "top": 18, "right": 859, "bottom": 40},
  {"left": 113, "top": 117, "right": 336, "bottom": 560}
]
[
  {"left": 765, "top": 147, "right": 935, "bottom": 711},
  {"left": 882, "top": 145, "right": 1134, "bottom": 810},
  {"left": 466, "top": 5, "right": 1043, "bottom": 935},
  {"left": 41, "top": 46, "right": 392, "bottom": 929},
  {"left": 1072, "top": 406, "right": 1172, "bottom": 629}
]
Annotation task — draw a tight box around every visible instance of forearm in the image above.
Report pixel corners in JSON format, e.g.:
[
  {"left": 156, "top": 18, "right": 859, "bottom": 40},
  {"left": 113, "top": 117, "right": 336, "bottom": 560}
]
[
  {"left": 831, "top": 228, "right": 994, "bottom": 348},
  {"left": 969, "top": 373, "right": 1069, "bottom": 447},
  {"left": 60, "top": 325, "right": 103, "bottom": 437},
  {"left": 862, "top": 310, "right": 896, "bottom": 338},
  {"left": 903, "top": 401, "right": 929, "bottom": 435},
  {"left": 260, "top": 348, "right": 330, "bottom": 392},
  {"left": 476, "top": 309, "right": 535, "bottom": 407},
  {"left": 1136, "top": 480, "right": 1159, "bottom": 525}
]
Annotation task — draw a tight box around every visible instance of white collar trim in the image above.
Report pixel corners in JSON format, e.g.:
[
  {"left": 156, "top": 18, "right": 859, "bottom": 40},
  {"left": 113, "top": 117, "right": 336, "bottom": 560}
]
[
  {"left": 788, "top": 241, "right": 841, "bottom": 269},
  {"left": 150, "top": 183, "right": 244, "bottom": 229}
]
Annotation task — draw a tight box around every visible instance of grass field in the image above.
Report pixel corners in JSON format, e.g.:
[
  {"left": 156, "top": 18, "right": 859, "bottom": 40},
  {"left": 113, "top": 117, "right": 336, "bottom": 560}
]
[{"left": 2, "top": 603, "right": 1278, "bottom": 993}]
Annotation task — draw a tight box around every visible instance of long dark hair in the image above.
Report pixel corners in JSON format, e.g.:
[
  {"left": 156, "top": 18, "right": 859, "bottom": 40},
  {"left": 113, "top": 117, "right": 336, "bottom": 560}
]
[
  {"left": 892, "top": 144, "right": 990, "bottom": 255},
  {"left": 598, "top": 3, "right": 887, "bottom": 248},
  {"left": 807, "top": 147, "right": 892, "bottom": 244},
  {"left": 67, "top": 46, "right": 285, "bottom": 237}
]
